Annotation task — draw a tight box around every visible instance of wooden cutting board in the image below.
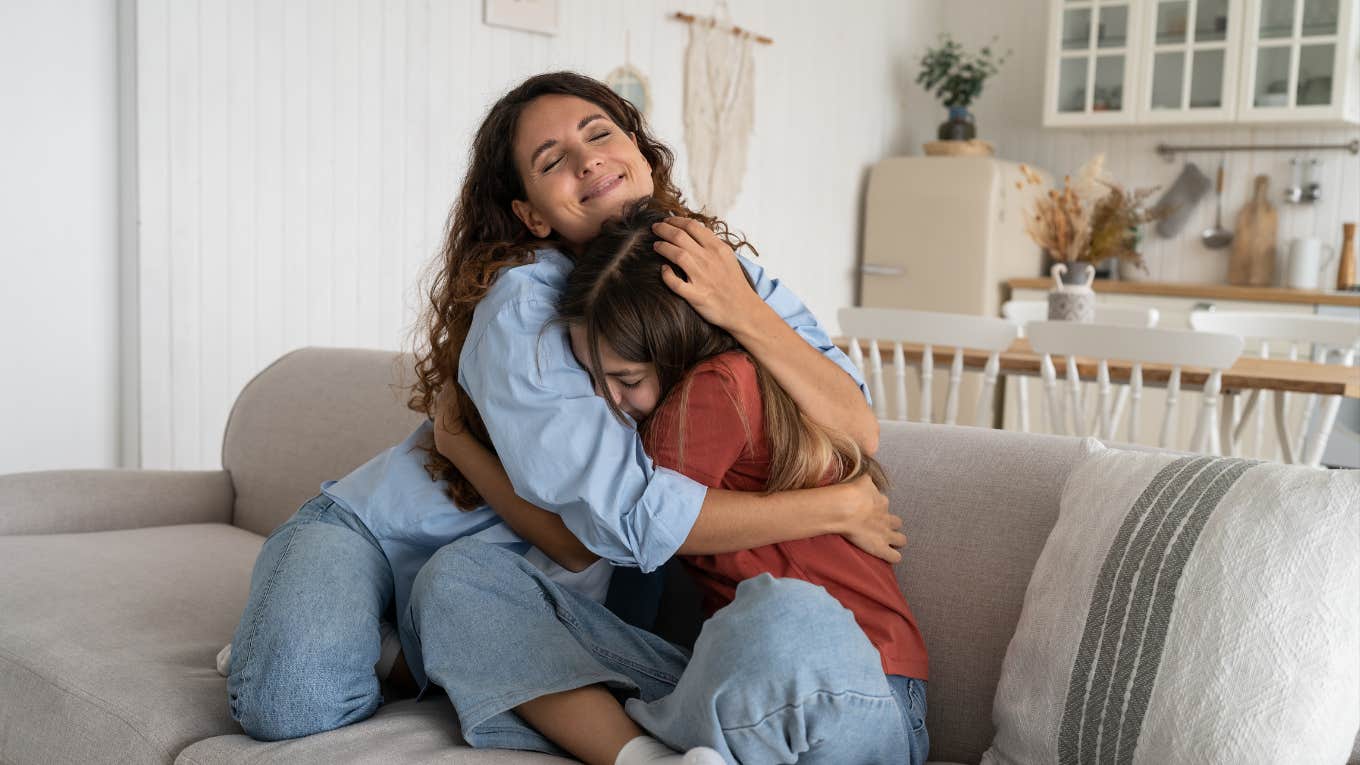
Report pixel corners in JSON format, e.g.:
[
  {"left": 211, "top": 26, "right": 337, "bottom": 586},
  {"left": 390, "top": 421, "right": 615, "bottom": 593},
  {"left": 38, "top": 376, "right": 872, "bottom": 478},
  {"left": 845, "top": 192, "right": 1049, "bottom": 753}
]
[{"left": 1228, "top": 175, "right": 1277, "bottom": 286}]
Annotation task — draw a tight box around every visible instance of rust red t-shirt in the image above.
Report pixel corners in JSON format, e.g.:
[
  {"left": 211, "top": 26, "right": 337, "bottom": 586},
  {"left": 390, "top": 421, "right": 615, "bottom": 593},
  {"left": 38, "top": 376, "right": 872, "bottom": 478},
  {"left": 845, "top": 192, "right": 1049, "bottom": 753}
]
[{"left": 641, "top": 351, "right": 928, "bottom": 680}]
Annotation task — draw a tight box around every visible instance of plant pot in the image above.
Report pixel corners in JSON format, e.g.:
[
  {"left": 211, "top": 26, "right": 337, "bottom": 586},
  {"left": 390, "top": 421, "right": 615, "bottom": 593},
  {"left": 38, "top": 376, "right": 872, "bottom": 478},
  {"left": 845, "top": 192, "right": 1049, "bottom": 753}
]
[
  {"left": 937, "top": 106, "right": 977, "bottom": 141},
  {"left": 1048, "top": 263, "right": 1096, "bottom": 322}
]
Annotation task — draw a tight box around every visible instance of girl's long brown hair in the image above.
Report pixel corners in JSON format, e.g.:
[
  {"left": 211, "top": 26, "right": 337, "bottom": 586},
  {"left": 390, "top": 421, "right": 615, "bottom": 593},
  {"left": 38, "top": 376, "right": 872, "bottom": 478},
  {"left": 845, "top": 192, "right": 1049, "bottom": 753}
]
[
  {"left": 560, "top": 199, "right": 886, "bottom": 494},
  {"left": 410, "top": 71, "right": 749, "bottom": 507}
]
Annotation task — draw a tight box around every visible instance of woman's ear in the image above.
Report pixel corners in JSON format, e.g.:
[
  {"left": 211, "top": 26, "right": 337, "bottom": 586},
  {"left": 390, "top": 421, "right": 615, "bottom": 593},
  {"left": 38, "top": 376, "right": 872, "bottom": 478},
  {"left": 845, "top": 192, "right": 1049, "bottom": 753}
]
[{"left": 511, "top": 199, "right": 552, "bottom": 239}]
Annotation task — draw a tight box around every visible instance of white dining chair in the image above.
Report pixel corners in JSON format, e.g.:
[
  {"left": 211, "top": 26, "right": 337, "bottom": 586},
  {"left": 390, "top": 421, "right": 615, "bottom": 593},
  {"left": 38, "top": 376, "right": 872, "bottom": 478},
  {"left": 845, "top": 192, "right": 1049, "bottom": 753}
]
[
  {"left": 1000, "top": 300, "right": 1160, "bottom": 433},
  {"left": 1026, "top": 321, "right": 1244, "bottom": 453},
  {"left": 839, "top": 307, "right": 1020, "bottom": 427},
  {"left": 1188, "top": 311, "right": 1360, "bottom": 466}
]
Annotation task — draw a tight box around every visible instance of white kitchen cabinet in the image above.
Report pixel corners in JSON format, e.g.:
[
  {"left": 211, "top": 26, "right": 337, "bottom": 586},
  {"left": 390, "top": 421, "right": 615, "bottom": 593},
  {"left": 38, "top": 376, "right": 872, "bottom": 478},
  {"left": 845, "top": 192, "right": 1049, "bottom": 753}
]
[
  {"left": 1238, "top": 0, "right": 1360, "bottom": 122},
  {"left": 1044, "top": 0, "right": 1146, "bottom": 125},
  {"left": 1140, "top": 0, "right": 1246, "bottom": 123},
  {"left": 1042, "top": 0, "right": 1360, "bottom": 125}
]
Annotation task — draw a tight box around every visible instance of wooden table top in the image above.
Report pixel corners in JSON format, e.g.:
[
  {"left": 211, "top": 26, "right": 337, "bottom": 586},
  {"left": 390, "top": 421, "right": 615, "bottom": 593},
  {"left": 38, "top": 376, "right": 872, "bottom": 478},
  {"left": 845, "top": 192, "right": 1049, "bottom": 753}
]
[
  {"left": 836, "top": 338, "right": 1360, "bottom": 399},
  {"left": 1006, "top": 278, "right": 1360, "bottom": 308}
]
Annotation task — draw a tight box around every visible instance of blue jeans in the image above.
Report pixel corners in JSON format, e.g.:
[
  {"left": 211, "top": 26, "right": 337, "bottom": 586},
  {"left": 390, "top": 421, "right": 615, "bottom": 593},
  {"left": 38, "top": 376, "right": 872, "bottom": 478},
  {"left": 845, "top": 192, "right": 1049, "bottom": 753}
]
[
  {"left": 409, "top": 538, "right": 930, "bottom": 764},
  {"left": 227, "top": 495, "right": 394, "bottom": 740}
]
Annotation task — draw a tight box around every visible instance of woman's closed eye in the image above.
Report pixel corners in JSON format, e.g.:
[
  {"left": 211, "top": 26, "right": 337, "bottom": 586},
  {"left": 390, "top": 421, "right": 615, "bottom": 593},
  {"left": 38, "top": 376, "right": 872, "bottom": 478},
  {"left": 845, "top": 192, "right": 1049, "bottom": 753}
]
[
  {"left": 541, "top": 132, "right": 611, "bottom": 173},
  {"left": 617, "top": 378, "right": 643, "bottom": 389}
]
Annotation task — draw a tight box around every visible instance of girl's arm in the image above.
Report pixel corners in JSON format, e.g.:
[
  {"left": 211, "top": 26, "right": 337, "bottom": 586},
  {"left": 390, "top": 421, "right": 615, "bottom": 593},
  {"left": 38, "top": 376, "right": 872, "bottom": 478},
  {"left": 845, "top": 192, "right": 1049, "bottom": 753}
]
[
  {"left": 653, "top": 218, "right": 879, "bottom": 455},
  {"left": 434, "top": 394, "right": 599, "bottom": 573}
]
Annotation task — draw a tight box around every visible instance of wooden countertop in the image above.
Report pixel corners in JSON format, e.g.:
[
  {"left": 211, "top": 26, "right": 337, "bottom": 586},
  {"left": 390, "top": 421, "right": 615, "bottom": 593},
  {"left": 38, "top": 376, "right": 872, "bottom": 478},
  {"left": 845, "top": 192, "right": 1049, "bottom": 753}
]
[{"left": 1007, "top": 278, "right": 1360, "bottom": 308}]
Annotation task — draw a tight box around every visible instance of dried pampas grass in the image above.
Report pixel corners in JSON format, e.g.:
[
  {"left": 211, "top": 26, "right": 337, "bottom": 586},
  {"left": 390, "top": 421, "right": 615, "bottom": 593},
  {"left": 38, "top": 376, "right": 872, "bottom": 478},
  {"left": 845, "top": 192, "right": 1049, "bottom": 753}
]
[{"left": 1016, "top": 155, "right": 1168, "bottom": 267}]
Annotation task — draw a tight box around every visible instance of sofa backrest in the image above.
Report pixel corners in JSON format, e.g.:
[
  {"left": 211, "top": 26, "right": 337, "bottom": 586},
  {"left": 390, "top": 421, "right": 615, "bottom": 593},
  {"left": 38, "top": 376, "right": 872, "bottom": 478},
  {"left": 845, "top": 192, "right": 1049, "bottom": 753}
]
[
  {"left": 876, "top": 421, "right": 1091, "bottom": 764},
  {"left": 222, "top": 347, "right": 426, "bottom": 536}
]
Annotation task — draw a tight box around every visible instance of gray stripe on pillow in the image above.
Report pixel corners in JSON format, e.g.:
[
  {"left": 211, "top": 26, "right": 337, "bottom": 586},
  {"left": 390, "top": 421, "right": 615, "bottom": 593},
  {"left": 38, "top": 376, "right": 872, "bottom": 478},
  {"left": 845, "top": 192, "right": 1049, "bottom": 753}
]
[
  {"left": 1058, "top": 456, "right": 1210, "bottom": 765},
  {"left": 1110, "top": 458, "right": 1256, "bottom": 763},
  {"left": 1086, "top": 457, "right": 1240, "bottom": 764},
  {"left": 1058, "top": 456, "right": 1257, "bottom": 765}
]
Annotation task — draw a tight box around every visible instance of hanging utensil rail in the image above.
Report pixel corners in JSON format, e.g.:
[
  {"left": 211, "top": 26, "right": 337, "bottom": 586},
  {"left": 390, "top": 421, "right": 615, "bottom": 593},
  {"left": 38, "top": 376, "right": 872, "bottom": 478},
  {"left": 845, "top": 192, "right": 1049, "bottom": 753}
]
[{"left": 1157, "top": 139, "right": 1360, "bottom": 162}]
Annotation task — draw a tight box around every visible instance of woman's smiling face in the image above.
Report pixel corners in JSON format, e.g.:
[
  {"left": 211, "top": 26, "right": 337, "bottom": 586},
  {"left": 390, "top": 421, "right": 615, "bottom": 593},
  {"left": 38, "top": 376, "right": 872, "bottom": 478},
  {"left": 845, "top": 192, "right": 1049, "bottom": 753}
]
[{"left": 511, "top": 94, "right": 656, "bottom": 246}]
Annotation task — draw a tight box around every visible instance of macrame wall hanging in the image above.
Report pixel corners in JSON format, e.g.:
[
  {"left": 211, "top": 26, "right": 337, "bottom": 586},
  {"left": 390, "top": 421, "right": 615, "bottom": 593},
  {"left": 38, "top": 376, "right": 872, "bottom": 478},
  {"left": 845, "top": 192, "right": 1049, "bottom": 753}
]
[{"left": 671, "top": 6, "right": 772, "bottom": 217}]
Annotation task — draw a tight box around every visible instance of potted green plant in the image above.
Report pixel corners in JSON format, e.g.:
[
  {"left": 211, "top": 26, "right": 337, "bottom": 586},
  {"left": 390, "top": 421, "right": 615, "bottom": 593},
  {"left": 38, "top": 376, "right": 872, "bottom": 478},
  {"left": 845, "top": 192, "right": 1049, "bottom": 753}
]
[{"left": 916, "top": 35, "right": 1009, "bottom": 142}]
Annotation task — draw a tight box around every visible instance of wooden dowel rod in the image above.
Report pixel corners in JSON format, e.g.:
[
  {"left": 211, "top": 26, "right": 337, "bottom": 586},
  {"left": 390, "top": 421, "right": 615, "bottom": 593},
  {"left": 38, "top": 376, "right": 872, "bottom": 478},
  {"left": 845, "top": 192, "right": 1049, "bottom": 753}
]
[{"left": 670, "top": 12, "right": 774, "bottom": 45}]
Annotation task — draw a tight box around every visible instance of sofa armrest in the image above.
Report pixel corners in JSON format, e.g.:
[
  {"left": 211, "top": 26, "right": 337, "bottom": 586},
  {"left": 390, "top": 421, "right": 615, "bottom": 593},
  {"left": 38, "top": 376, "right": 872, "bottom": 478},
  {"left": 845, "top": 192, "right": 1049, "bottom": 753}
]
[{"left": 0, "top": 469, "right": 235, "bottom": 535}]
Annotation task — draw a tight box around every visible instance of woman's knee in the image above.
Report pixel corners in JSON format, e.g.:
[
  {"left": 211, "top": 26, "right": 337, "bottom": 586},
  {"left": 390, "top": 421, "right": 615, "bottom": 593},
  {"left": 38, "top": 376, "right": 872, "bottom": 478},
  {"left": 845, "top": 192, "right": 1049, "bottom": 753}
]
[{"left": 229, "top": 659, "right": 381, "bottom": 741}]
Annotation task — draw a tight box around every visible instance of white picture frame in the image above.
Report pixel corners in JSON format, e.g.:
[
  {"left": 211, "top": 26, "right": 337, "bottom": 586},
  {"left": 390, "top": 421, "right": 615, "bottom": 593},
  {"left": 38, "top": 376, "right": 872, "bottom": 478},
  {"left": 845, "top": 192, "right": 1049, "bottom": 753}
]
[{"left": 484, "top": 0, "right": 559, "bottom": 37}]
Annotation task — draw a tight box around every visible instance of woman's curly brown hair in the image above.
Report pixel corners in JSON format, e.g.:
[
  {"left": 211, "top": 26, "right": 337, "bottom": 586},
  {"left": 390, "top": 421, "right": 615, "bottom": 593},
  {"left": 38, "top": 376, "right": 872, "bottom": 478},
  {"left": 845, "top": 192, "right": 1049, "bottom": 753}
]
[{"left": 409, "top": 71, "right": 750, "bottom": 508}]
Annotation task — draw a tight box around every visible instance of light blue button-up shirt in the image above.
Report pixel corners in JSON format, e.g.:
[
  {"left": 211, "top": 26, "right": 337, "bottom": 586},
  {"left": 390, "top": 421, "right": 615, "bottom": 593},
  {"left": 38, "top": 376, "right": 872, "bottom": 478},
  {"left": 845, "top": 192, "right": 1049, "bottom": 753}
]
[{"left": 322, "top": 247, "right": 865, "bottom": 687}]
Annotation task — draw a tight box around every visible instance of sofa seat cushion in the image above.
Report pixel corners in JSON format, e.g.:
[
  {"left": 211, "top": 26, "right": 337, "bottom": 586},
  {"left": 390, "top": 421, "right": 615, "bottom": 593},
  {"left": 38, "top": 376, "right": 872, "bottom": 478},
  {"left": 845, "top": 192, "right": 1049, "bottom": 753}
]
[
  {"left": 177, "top": 698, "right": 576, "bottom": 764},
  {"left": 0, "top": 524, "right": 263, "bottom": 764},
  {"left": 179, "top": 697, "right": 972, "bottom": 764}
]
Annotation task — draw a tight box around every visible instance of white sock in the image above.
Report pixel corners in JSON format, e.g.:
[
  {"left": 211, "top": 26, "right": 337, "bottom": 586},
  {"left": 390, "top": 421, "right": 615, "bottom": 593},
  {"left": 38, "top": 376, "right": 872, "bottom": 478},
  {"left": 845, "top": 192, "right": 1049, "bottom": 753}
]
[{"left": 614, "top": 735, "right": 726, "bottom": 765}]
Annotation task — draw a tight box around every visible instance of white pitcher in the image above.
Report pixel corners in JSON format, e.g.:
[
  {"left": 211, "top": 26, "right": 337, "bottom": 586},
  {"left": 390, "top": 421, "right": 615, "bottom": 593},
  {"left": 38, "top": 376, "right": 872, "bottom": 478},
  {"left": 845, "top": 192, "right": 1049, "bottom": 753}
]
[{"left": 1286, "top": 237, "right": 1337, "bottom": 290}]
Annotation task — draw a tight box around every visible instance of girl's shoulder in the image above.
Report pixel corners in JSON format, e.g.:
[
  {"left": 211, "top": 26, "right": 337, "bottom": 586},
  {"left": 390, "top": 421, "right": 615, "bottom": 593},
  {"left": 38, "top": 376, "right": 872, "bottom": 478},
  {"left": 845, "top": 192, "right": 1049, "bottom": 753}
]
[{"left": 685, "top": 351, "right": 760, "bottom": 405}]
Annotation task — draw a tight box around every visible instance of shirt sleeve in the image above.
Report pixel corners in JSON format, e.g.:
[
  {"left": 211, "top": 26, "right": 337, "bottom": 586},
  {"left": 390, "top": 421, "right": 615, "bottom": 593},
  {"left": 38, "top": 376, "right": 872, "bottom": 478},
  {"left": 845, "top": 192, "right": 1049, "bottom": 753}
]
[
  {"left": 644, "top": 363, "right": 754, "bottom": 489},
  {"left": 739, "top": 254, "right": 870, "bottom": 404},
  {"left": 459, "top": 292, "right": 707, "bottom": 572}
]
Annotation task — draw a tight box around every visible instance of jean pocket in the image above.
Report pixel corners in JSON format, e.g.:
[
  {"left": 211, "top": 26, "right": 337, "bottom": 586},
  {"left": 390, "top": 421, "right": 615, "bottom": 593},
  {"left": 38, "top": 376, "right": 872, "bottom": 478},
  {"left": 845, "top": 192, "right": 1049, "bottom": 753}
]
[{"left": 907, "top": 679, "right": 928, "bottom": 733}]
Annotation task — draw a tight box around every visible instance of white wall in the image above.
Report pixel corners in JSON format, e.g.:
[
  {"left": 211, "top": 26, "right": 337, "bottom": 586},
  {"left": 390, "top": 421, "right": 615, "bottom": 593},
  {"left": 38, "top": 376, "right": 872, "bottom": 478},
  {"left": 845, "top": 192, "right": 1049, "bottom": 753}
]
[
  {"left": 135, "top": 0, "right": 942, "bottom": 469},
  {"left": 941, "top": 0, "right": 1360, "bottom": 284},
  {"left": 0, "top": 0, "right": 121, "bottom": 473}
]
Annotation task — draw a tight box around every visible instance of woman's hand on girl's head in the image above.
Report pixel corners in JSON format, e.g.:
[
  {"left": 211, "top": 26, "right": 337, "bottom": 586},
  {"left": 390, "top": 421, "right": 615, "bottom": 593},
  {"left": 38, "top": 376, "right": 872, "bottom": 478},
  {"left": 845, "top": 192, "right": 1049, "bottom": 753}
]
[
  {"left": 653, "top": 217, "right": 769, "bottom": 336},
  {"left": 835, "top": 474, "right": 907, "bottom": 564}
]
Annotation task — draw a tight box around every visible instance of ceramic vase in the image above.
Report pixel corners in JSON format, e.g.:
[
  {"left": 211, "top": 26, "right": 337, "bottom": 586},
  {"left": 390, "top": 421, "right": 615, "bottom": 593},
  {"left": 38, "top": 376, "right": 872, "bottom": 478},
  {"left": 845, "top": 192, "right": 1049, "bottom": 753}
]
[{"left": 1048, "top": 263, "right": 1096, "bottom": 322}]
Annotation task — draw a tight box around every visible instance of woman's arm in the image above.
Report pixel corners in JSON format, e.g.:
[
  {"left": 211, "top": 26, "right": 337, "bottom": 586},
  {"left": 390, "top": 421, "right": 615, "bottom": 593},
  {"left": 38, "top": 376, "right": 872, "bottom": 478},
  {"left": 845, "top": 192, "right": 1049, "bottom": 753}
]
[
  {"left": 652, "top": 218, "right": 879, "bottom": 454},
  {"left": 434, "top": 390, "right": 599, "bottom": 573},
  {"left": 684, "top": 476, "right": 903, "bottom": 562}
]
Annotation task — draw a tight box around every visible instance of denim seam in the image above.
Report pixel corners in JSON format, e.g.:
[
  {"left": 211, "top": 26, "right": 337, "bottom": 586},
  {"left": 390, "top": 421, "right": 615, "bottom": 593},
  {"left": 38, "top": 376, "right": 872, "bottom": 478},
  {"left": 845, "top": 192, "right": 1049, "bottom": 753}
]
[
  {"left": 546, "top": 592, "right": 683, "bottom": 687},
  {"left": 718, "top": 688, "right": 898, "bottom": 733},
  {"left": 230, "top": 502, "right": 318, "bottom": 692}
]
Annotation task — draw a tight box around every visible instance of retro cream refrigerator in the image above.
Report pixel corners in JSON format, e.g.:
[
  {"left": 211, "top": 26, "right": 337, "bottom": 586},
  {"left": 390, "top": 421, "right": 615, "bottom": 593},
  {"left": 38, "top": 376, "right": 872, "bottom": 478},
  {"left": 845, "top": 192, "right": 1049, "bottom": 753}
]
[
  {"left": 855, "top": 156, "right": 1049, "bottom": 426},
  {"left": 857, "top": 156, "right": 1048, "bottom": 316}
]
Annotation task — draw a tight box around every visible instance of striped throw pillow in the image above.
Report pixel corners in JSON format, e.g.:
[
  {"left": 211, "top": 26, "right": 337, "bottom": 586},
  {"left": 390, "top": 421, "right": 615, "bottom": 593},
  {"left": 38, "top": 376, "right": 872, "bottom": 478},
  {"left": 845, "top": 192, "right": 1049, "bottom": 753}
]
[{"left": 982, "top": 443, "right": 1360, "bottom": 765}]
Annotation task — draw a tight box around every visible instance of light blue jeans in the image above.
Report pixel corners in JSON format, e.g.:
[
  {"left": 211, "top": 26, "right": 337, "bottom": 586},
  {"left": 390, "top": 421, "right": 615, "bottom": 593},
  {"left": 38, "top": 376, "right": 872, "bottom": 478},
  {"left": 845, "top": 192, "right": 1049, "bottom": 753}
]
[
  {"left": 409, "top": 537, "right": 929, "bottom": 764},
  {"left": 227, "top": 495, "right": 393, "bottom": 740}
]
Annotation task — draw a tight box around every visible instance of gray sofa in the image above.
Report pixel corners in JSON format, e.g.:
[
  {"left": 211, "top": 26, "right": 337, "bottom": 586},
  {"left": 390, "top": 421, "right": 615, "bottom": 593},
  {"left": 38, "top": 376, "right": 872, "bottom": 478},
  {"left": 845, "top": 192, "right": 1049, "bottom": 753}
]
[{"left": 2, "top": 347, "right": 1356, "bottom": 764}]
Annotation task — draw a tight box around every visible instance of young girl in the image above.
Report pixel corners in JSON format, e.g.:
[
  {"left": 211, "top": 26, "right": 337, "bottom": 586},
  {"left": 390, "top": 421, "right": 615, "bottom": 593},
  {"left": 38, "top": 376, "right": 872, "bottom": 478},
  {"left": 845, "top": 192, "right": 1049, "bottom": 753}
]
[{"left": 416, "top": 199, "right": 929, "bottom": 765}]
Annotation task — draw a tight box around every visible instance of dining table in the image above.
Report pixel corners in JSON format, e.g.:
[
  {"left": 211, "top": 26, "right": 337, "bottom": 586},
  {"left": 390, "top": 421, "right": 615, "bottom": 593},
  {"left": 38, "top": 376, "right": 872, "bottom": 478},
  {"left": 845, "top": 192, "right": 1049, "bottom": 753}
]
[{"left": 835, "top": 337, "right": 1360, "bottom": 461}]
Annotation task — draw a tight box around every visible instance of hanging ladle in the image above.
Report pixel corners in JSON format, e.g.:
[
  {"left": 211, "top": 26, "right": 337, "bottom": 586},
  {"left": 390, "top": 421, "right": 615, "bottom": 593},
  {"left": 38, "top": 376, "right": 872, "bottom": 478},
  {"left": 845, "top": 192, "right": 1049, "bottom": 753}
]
[{"left": 1201, "top": 161, "right": 1233, "bottom": 249}]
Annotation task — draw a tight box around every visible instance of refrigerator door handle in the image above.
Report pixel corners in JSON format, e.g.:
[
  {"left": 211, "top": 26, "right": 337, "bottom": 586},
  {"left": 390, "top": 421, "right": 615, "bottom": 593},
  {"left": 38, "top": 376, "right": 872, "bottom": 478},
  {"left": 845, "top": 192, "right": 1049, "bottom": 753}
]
[{"left": 860, "top": 263, "right": 906, "bottom": 276}]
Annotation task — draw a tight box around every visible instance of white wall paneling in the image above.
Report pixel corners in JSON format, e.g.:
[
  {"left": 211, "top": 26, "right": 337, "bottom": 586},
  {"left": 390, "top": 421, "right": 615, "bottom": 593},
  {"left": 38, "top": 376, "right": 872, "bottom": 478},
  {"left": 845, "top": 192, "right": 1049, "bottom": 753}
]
[
  {"left": 0, "top": 1, "right": 121, "bottom": 474},
  {"left": 133, "top": 0, "right": 941, "bottom": 469},
  {"left": 942, "top": 0, "right": 1360, "bottom": 285}
]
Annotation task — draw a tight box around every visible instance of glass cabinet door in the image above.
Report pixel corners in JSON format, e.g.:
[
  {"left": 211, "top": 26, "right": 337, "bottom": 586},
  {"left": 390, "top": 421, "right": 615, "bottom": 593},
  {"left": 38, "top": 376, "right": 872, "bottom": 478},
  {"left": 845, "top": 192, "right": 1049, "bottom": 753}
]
[
  {"left": 1242, "top": 0, "right": 1346, "bottom": 116},
  {"left": 1048, "top": 0, "right": 1140, "bottom": 123},
  {"left": 1142, "top": 0, "right": 1240, "bottom": 120}
]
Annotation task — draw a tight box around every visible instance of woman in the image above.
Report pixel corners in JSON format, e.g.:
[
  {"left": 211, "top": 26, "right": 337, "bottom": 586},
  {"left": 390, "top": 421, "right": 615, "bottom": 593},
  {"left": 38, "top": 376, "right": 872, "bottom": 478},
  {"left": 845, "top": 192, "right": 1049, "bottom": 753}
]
[
  {"left": 417, "top": 200, "right": 929, "bottom": 764},
  {"left": 227, "top": 71, "right": 898, "bottom": 747}
]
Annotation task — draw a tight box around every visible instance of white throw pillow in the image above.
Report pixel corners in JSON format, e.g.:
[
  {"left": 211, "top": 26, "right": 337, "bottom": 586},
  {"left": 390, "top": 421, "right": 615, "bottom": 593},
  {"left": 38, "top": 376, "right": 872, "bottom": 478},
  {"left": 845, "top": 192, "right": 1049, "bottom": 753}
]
[{"left": 983, "top": 443, "right": 1360, "bottom": 765}]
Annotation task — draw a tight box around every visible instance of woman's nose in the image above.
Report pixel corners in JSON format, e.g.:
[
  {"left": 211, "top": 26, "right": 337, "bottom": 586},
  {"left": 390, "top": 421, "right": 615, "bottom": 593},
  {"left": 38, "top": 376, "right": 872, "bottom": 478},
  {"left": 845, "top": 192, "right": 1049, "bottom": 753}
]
[{"left": 576, "top": 148, "right": 604, "bottom": 177}]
